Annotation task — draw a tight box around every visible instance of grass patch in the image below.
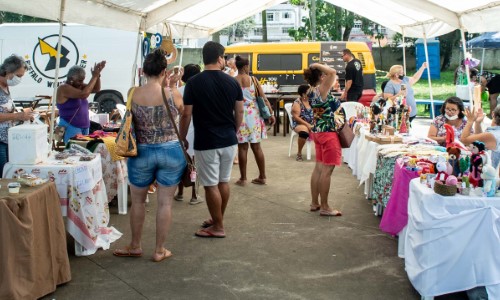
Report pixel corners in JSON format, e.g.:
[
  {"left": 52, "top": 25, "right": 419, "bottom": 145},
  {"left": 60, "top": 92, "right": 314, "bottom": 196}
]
[{"left": 376, "top": 70, "right": 500, "bottom": 117}]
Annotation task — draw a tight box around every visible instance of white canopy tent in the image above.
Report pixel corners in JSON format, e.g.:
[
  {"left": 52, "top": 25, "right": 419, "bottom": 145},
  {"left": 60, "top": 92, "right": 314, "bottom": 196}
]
[
  {"left": 1, "top": 0, "right": 500, "bottom": 143},
  {"left": 325, "top": 0, "right": 500, "bottom": 117}
]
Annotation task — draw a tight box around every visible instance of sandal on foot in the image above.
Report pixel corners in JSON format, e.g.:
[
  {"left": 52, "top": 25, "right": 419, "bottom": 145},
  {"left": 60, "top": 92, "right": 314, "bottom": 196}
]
[
  {"left": 296, "top": 154, "right": 303, "bottom": 162},
  {"left": 235, "top": 179, "right": 246, "bottom": 186},
  {"left": 195, "top": 227, "right": 226, "bottom": 238},
  {"left": 113, "top": 246, "right": 143, "bottom": 257},
  {"left": 201, "top": 219, "right": 214, "bottom": 228},
  {"left": 152, "top": 249, "right": 172, "bottom": 262},
  {"left": 251, "top": 178, "right": 266, "bottom": 185},
  {"left": 319, "top": 209, "right": 342, "bottom": 217},
  {"left": 310, "top": 204, "right": 321, "bottom": 211}
]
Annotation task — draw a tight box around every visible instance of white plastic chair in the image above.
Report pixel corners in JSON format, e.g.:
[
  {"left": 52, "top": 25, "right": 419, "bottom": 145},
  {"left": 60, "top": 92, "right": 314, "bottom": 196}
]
[
  {"left": 341, "top": 101, "right": 364, "bottom": 120},
  {"left": 284, "top": 102, "right": 312, "bottom": 160}
]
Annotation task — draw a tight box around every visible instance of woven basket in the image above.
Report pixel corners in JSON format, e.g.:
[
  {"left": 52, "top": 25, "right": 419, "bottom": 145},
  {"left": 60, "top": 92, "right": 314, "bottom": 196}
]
[{"left": 433, "top": 181, "right": 457, "bottom": 196}]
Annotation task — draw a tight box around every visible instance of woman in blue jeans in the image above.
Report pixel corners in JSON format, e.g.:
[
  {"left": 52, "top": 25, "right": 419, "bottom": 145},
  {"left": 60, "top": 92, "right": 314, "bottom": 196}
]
[
  {"left": 113, "top": 49, "right": 185, "bottom": 262},
  {"left": 56, "top": 61, "right": 105, "bottom": 143},
  {"left": 0, "top": 55, "right": 33, "bottom": 176}
]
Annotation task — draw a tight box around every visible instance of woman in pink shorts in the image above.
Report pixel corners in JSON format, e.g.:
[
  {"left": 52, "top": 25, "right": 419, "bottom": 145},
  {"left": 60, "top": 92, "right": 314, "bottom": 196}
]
[{"left": 303, "top": 63, "right": 343, "bottom": 217}]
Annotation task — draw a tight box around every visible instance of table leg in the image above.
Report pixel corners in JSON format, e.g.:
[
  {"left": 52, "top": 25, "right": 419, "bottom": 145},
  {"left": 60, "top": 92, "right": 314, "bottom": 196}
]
[
  {"left": 274, "top": 99, "right": 280, "bottom": 136},
  {"left": 117, "top": 181, "right": 128, "bottom": 215}
]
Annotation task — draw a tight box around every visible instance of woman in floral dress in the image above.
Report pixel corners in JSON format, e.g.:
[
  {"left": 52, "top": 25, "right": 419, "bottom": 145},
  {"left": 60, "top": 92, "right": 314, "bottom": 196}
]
[{"left": 234, "top": 55, "right": 275, "bottom": 186}]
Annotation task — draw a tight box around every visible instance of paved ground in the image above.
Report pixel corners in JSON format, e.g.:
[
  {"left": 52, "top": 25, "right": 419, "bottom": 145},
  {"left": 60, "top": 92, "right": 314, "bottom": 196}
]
[{"left": 42, "top": 124, "right": 424, "bottom": 300}]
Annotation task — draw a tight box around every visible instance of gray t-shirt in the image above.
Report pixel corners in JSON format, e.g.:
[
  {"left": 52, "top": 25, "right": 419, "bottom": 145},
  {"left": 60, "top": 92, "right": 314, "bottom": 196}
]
[{"left": 384, "top": 77, "right": 416, "bottom": 117}]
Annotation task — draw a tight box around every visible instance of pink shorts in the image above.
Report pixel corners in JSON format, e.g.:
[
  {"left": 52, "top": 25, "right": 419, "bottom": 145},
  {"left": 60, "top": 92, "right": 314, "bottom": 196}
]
[{"left": 312, "top": 132, "right": 342, "bottom": 166}]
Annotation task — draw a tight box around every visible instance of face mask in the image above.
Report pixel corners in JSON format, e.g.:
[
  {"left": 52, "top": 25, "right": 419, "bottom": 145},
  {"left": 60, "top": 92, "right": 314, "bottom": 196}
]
[
  {"left": 445, "top": 114, "right": 458, "bottom": 121},
  {"left": 7, "top": 75, "right": 22, "bottom": 86},
  {"left": 398, "top": 75, "right": 405, "bottom": 80}
]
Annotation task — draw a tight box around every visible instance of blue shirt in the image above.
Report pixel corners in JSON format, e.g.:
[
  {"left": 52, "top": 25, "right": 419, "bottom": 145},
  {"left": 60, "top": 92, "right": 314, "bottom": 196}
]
[{"left": 384, "top": 77, "right": 416, "bottom": 118}]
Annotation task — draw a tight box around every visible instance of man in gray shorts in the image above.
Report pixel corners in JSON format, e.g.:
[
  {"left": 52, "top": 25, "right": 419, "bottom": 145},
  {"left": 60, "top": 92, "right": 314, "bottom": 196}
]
[{"left": 180, "top": 41, "right": 244, "bottom": 238}]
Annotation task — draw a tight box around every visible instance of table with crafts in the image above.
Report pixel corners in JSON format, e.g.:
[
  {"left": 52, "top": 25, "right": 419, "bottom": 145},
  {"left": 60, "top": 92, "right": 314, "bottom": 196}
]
[
  {"left": 0, "top": 180, "right": 71, "bottom": 300},
  {"left": 69, "top": 135, "right": 128, "bottom": 214},
  {"left": 3, "top": 153, "right": 122, "bottom": 256},
  {"left": 403, "top": 179, "right": 500, "bottom": 298}
]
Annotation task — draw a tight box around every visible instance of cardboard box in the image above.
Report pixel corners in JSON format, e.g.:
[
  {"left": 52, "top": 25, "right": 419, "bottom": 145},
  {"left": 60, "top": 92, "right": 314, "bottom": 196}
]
[
  {"left": 365, "top": 134, "right": 402, "bottom": 144},
  {"left": 8, "top": 124, "right": 49, "bottom": 164},
  {"left": 382, "top": 125, "right": 395, "bottom": 136}
]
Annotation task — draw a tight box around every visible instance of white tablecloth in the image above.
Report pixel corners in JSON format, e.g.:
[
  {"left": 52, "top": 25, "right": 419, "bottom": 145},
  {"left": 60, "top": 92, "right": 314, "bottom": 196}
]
[
  {"left": 405, "top": 179, "right": 500, "bottom": 297},
  {"left": 3, "top": 154, "right": 122, "bottom": 256}
]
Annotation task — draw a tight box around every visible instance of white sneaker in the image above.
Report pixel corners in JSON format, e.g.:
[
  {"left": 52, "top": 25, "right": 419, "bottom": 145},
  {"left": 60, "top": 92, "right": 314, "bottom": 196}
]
[{"left": 189, "top": 197, "right": 204, "bottom": 205}]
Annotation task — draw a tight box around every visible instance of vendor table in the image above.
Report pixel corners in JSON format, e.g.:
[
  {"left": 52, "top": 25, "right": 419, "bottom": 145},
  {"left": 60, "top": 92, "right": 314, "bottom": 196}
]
[
  {"left": 404, "top": 179, "right": 500, "bottom": 298},
  {"left": 0, "top": 180, "right": 71, "bottom": 300},
  {"left": 3, "top": 154, "right": 122, "bottom": 256}
]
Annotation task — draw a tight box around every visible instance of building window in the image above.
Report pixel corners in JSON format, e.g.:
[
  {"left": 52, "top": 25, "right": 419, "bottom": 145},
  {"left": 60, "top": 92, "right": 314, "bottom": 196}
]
[
  {"left": 254, "top": 28, "right": 263, "bottom": 36},
  {"left": 267, "top": 13, "right": 274, "bottom": 22},
  {"left": 282, "top": 12, "right": 291, "bottom": 19},
  {"left": 354, "top": 21, "right": 362, "bottom": 29},
  {"left": 282, "top": 27, "right": 293, "bottom": 34}
]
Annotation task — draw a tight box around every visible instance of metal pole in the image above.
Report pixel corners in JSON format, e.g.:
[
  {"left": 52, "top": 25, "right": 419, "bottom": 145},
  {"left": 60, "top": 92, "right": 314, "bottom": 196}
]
[
  {"left": 178, "top": 26, "right": 186, "bottom": 67},
  {"left": 460, "top": 28, "right": 473, "bottom": 104},
  {"left": 422, "top": 29, "right": 435, "bottom": 119},
  {"left": 48, "top": 0, "right": 66, "bottom": 151},
  {"left": 402, "top": 28, "right": 407, "bottom": 75},
  {"left": 131, "top": 20, "right": 143, "bottom": 87}
]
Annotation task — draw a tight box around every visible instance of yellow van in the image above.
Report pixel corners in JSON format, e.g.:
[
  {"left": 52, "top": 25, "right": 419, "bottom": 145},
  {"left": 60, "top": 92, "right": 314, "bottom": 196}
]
[{"left": 225, "top": 41, "right": 376, "bottom": 105}]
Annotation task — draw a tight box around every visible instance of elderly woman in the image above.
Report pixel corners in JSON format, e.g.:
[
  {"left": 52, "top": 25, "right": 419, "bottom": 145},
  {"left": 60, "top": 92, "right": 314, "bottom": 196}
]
[
  {"left": 384, "top": 62, "right": 427, "bottom": 123},
  {"left": 234, "top": 55, "right": 275, "bottom": 186},
  {"left": 427, "top": 96, "right": 483, "bottom": 146},
  {"left": 56, "top": 61, "right": 105, "bottom": 143},
  {"left": 0, "top": 55, "right": 33, "bottom": 176},
  {"left": 291, "top": 84, "right": 313, "bottom": 161},
  {"left": 304, "top": 63, "right": 342, "bottom": 217}
]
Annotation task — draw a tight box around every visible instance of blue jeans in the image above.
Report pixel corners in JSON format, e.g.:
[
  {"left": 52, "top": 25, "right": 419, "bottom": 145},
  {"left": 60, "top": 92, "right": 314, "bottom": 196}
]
[
  {"left": 127, "top": 141, "right": 186, "bottom": 188},
  {"left": 0, "top": 142, "right": 8, "bottom": 178},
  {"left": 58, "top": 118, "right": 89, "bottom": 143}
]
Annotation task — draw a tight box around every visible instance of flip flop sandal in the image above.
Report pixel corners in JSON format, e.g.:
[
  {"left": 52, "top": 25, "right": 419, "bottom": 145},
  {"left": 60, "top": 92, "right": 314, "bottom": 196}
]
[
  {"left": 152, "top": 249, "right": 172, "bottom": 262},
  {"left": 113, "top": 246, "right": 143, "bottom": 257},
  {"left": 296, "top": 154, "right": 303, "bottom": 162},
  {"left": 319, "top": 209, "right": 342, "bottom": 217},
  {"left": 310, "top": 204, "right": 321, "bottom": 211},
  {"left": 251, "top": 178, "right": 266, "bottom": 185},
  {"left": 195, "top": 228, "right": 226, "bottom": 238}
]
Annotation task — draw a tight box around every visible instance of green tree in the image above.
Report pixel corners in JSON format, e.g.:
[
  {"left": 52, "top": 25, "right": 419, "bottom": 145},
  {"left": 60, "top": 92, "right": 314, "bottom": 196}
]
[
  {"left": 0, "top": 11, "right": 51, "bottom": 23},
  {"left": 216, "top": 17, "right": 255, "bottom": 45},
  {"left": 288, "top": 0, "right": 378, "bottom": 42}
]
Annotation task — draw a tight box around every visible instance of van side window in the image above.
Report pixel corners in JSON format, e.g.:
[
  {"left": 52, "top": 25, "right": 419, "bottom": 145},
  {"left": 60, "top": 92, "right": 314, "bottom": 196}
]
[{"left": 257, "top": 54, "right": 301, "bottom": 71}]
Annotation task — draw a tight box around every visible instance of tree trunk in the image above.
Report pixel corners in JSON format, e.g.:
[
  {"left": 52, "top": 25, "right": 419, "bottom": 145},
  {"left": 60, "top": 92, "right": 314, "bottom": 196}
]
[
  {"left": 262, "top": 10, "right": 268, "bottom": 42},
  {"left": 334, "top": 7, "right": 342, "bottom": 40},
  {"left": 212, "top": 31, "right": 220, "bottom": 43},
  {"left": 310, "top": 0, "right": 316, "bottom": 41}
]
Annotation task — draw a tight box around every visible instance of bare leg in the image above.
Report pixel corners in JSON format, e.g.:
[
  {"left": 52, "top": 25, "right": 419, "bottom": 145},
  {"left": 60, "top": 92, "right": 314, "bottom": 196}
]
[
  {"left": 219, "top": 182, "right": 230, "bottom": 217},
  {"left": 310, "top": 162, "right": 322, "bottom": 207},
  {"left": 204, "top": 185, "right": 224, "bottom": 231},
  {"left": 129, "top": 184, "right": 149, "bottom": 249},
  {"left": 237, "top": 143, "right": 249, "bottom": 184},
  {"left": 250, "top": 142, "right": 266, "bottom": 181},
  {"left": 319, "top": 165, "right": 335, "bottom": 210},
  {"left": 154, "top": 184, "right": 177, "bottom": 256},
  {"left": 294, "top": 125, "right": 309, "bottom": 156}
]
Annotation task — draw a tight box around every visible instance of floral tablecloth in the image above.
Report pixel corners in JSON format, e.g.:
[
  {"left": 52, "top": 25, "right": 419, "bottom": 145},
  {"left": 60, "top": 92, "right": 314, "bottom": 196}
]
[{"left": 3, "top": 154, "right": 122, "bottom": 256}]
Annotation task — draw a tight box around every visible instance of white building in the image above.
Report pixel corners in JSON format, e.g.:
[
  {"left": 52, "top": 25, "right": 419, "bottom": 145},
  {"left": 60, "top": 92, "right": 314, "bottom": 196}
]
[{"left": 245, "top": 3, "right": 307, "bottom": 43}]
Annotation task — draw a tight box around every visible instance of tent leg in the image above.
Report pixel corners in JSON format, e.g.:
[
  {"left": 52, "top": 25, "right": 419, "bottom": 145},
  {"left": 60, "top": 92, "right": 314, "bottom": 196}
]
[
  {"left": 460, "top": 28, "right": 473, "bottom": 105},
  {"left": 402, "top": 28, "right": 406, "bottom": 75},
  {"left": 422, "top": 29, "right": 434, "bottom": 119}
]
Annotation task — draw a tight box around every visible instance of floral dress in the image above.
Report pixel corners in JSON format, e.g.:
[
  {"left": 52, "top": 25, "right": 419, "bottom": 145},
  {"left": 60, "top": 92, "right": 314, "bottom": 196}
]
[
  {"left": 236, "top": 82, "right": 267, "bottom": 143},
  {"left": 0, "top": 89, "right": 15, "bottom": 144},
  {"left": 291, "top": 98, "right": 314, "bottom": 129},
  {"left": 431, "top": 115, "right": 471, "bottom": 146}
]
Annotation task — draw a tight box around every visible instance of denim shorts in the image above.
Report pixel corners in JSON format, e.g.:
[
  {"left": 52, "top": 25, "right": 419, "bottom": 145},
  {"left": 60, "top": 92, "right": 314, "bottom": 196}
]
[
  {"left": 127, "top": 140, "right": 187, "bottom": 188},
  {"left": 58, "top": 118, "right": 89, "bottom": 143}
]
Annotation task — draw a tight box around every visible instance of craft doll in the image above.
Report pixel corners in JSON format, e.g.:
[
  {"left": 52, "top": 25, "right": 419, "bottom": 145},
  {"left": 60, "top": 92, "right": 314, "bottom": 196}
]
[
  {"left": 446, "top": 147, "right": 461, "bottom": 177},
  {"left": 469, "top": 141, "right": 486, "bottom": 187},
  {"left": 481, "top": 164, "right": 497, "bottom": 197}
]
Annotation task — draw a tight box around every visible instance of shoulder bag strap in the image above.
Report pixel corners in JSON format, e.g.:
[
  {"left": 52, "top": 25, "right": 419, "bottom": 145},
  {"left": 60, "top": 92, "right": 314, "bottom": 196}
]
[
  {"left": 161, "top": 84, "right": 192, "bottom": 163},
  {"left": 252, "top": 76, "right": 260, "bottom": 97},
  {"left": 126, "top": 87, "right": 135, "bottom": 110},
  {"left": 67, "top": 102, "right": 81, "bottom": 124}
]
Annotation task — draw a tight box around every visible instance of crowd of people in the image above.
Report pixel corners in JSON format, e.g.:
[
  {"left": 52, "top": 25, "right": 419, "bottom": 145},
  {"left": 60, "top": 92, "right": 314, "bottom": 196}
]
[{"left": 3, "top": 41, "right": 500, "bottom": 265}]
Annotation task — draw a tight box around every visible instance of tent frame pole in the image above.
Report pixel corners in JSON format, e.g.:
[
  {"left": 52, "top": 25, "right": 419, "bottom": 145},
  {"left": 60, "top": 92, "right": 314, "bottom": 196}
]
[
  {"left": 402, "top": 28, "right": 407, "bottom": 75},
  {"left": 48, "top": 0, "right": 66, "bottom": 151},
  {"left": 422, "top": 28, "right": 435, "bottom": 119},
  {"left": 460, "top": 28, "right": 473, "bottom": 105}
]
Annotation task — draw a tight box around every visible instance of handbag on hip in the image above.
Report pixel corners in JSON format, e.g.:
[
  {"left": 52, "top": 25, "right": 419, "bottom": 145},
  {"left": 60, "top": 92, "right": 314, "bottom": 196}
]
[
  {"left": 161, "top": 85, "right": 196, "bottom": 187},
  {"left": 251, "top": 76, "right": 272, "bottom": 120},
  {"left": 338, "top": 122, "right": 355, "bottom": 148},
  {"left": 115, "top": 88, "right": 138, "bottom": 157}
]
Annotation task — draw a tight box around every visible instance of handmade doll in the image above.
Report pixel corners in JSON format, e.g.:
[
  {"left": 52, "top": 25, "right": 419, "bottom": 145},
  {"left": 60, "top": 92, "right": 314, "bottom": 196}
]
[
  {"left": 446, "top": 146, "right": 461, "bottom": 176},
  {"left": 469, "top": 141, "right": 486, "bottom": 187},
  {"left": 481, "top": 164, "right": 497, "bottom": 197},
  {"left": 436, "top": 161, "right": 449, "bottom": 182}
]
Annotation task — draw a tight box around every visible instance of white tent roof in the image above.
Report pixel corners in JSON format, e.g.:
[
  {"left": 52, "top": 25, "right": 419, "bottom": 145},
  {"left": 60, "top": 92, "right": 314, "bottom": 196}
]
[
  {"left": 0, "top": 0, "right": 285, "bottom": 38},
  {"left": 1, "top": 1, "right": 499, "bottom": 38},
  {"left": 325, "top": 0, "right": 500, "bottom": 38}
]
